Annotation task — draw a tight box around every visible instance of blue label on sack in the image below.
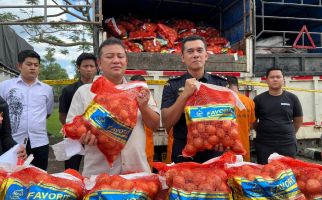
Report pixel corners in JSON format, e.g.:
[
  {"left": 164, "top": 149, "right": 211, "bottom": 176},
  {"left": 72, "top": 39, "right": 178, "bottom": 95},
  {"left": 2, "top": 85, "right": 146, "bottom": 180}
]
[
  {"left": 4, "top": 179, "right": 77, "bottom": 200},
  {"left": 85, "top": 190, "right": 149, "bottom": 200},
  {"left": 27, "top": 184, "right": 77, "bottom": 200},
  {"left": 228, "top": 169, "right": 305, "bottom": 199},
  {"left": 169, "top": 188, "right": 232, "bottom": 200},
  {"left": 3, "top": 178, "right": 28, "bottom": 200},
  {"left": 84, "top": 102, "right": 133, "bottom": 144},
  {"left": 186, "top": 104, "right": 236, "bottom": 122}
]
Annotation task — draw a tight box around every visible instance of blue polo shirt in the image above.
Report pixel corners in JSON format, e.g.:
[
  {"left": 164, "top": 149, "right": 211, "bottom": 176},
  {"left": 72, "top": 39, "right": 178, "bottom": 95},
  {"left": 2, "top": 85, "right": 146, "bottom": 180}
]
[{"left": 161, "top": 72, "right": 227, "bottom": 163}]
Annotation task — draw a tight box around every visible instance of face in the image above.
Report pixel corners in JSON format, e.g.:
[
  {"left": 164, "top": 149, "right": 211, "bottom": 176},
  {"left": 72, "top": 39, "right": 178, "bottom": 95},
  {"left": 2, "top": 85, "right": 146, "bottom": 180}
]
[
  {"left": 97, "top": 44, "right": 127, "bottom": 79},
  {"left": 266, "top": 70, "right": 284, "bottom": 90},
  {"left": 18, "top": 57, "right": 40, "bottom": 82},
  {"left": 78, "top": 59, "right": 97, "bottom": 80},
  {"left": 181, "top": 40, "right": 208, "bottom": 71}
]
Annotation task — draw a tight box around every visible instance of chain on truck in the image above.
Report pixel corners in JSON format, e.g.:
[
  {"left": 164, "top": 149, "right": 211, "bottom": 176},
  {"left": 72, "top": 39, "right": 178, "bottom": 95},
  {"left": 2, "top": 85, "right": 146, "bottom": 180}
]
[{"left": 1, "top": 0, "right": 321, "bottom": 161}]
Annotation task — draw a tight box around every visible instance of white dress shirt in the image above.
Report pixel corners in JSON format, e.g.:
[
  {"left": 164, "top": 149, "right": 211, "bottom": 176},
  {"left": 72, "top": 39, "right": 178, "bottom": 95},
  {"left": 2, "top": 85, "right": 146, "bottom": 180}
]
[
  {"left": 0, "top": 76, "right": 54, "bottom": 148},
  {"left": 66, "top": 76, "right": 160, "bottom": 177}
]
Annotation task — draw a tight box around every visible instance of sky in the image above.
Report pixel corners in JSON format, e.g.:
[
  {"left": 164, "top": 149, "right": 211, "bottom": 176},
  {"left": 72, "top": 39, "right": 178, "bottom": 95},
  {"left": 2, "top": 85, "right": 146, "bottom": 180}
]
[{"left": 0, "top": 0, "right": 93, "bottom": 78}]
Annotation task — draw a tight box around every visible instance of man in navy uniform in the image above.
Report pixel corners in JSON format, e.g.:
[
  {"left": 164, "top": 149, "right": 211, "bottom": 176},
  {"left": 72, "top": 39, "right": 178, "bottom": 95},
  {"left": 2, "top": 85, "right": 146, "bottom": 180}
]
[{"left": 161, "top": 35, "right": 227, "bottom": 163}]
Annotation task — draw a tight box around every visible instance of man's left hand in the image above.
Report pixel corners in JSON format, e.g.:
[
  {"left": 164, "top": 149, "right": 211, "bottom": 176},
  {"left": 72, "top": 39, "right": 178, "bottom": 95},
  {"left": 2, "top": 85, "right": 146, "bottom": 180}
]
[
  {"left": 17, "top": 145, "right": 27, "bottom": 160},
  {"left": 137, "top": 88, "right": 150, "bottom": 110}
]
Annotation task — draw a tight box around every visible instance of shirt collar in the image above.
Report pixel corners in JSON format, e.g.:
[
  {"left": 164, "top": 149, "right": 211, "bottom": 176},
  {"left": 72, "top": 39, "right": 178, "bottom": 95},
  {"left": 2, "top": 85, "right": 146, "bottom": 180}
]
[
  {"left": 16, "top": 76, "right": 41, "bottom": 85},
  {"left": 185, "top": 71, "right": 211, "bottom": 82}
]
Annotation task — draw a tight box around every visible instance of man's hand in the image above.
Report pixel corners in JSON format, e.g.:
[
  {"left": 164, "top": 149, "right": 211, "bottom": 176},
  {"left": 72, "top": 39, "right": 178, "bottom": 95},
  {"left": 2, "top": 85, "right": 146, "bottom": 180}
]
[
  {"left": 80, "top": 131, "right": 97, "bottom": 145},
  {"left": 17, "top": 145, "right": 27, "bottom": 160},
  {"left": 137, "top": 88, "right": 150, "bottom": 110},
  {"left": 181, "top": 78, "right": 197, "bottom": 99}
]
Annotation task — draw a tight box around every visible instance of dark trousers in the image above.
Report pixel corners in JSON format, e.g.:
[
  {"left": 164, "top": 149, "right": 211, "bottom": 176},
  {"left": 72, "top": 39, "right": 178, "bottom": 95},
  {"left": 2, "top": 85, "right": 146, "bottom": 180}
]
[
  {"left": 171, "top": 140, "right": 223, "bottom": 163},
  {"left": 65, "top": 154, "right": 83, "bottom": 171},
  {"left": 255, "top": 141, "right": 297, "bottom": 164},
  {"left": 26, "top": 140, "right": 49, "bottom": 171}
]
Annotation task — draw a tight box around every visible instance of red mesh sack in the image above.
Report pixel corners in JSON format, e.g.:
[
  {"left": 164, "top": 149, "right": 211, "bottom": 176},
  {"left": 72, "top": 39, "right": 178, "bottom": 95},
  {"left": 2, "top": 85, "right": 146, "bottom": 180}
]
[
  {"left": 154, "top": 153, "right": 235, "bottom": 200},
  {"left": 84, "top": 173, "right": 161, "bottom": 199},
  {"left": 177, "top": 29, "right": 196, "bottom": 40},
  {"left": 2, "top": 167, "right": 84, "bottom": 200},
  {"left": 119, "top": 21, "right": 136, "bottom": 32},
  {"left": 208, "top": 45, "right": 223, "bottom": 54},
  {"left": 172, "top": 19, "right": 196, "bottom": 31},
  {"left": 207, "top": 37, "right": 229, "bottom": 46},
  {"left": 226, "top": 161, "right": 306, "bottom": 200},
  {"left": 183, "top": 82, "right": 246, "bottom": 157},
  {"left": 269, "top": 154, "right": 322, "bottom": 200},
  {"left": 141, "top": 23, "right": 158, "bottom": 32},
  {"left": 128, "top": 30, "right": 156, "bottom": 40},
  {"left": 142, "top": 39, "right": 162, "bottom": 52},
  {"left": 157, "top": 23, "right": 178, "bottom": 47},
  {"left": 205, "top": 27, "right": 220, "bottom": 38},
  {"left": 64, "top": 77, "right": 146, "bottom": 166},
  {"left": 123, "top": 40, "right": 142, "bottom": 52},
  {"left": 105, "top": 18, "right": 127, "bottom": 38}
]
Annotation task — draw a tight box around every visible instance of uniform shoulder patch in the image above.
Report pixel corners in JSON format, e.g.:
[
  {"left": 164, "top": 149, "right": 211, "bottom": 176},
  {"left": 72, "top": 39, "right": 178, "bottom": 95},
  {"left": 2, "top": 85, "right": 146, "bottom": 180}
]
[{"left": 210, "top": 73, "right": 227, "bottom": 81}]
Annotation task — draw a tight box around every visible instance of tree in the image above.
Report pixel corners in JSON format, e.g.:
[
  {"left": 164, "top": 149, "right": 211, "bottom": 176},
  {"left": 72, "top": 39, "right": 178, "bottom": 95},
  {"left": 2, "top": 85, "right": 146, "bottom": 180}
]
[
  {"left": 39, "top": 47, "right": 69, "bottom": 80},
  {"left": 39, "top": 47, "right": 69, "bottom": 97},
  {"left": 0, "top": 0, "right": 97, "bottom": 55}
]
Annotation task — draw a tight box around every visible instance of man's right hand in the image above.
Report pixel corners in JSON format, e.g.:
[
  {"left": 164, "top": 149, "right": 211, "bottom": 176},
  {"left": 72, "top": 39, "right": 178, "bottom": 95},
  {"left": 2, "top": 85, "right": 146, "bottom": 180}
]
[
  {"left": 80, "top": 131, "right": 97, "bottom": 145},
  {"left": 182, "top": 78, "right": 197, "bottom": 99}
]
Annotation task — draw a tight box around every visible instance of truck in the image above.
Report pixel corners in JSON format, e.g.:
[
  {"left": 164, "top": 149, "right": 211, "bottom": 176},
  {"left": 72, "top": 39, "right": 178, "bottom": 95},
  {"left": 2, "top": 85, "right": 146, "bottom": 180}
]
[
  {"left": 96, "top": 0, "right": 322, "bottom": 161},
  {"left": 0, "top": 25, "right": 33, "bottom": 81}
]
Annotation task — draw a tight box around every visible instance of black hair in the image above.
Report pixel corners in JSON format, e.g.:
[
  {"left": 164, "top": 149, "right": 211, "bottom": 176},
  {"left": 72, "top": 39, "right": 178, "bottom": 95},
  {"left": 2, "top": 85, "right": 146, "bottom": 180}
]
[
  {"left": 266, "top": 67, "right": 284, "bottom": 77},
  {"left": 98, "top": 37, "right": 127, "bottom": 58},
  {"left": 227, "top": 76, "right": 239, "bottom": 87},
  {"left": 130, "top": 75, "right": 146, "bottom": 81},
  {"left": 18, "top": 49, "right": 41, "bottom": 63},
  {"left": 181, "top": 35, "right": 207, "bottom": 54},
  {"left": 76, "top": 53, "right": 97, "bottom": 67}
]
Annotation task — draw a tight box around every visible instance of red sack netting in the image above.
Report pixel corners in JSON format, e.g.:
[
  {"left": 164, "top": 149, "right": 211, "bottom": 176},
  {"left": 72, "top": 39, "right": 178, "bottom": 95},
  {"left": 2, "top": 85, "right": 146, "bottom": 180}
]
[
  {"left": 123, "top": 40, "right": 143, "bottom": 52},
  {"left": 183, "top": 82, "right": 246, "bottom": 157},
  {"left": 84, "top": 173, "right": 161, "bottom": 199},
  {"left": 268, "top": 153, "right": 322, "bottom": 200},
  {"left": 154, "top": 153, "right": 236, "bottom": 200},
  {"left": 2, "top": 167, "right": 84, "bottom": 199},
  {"left": 105, "top": 18, "right": 127, "bottom": 38},
  {"left": 157, "top": 23, "right": 178, "bottom": 47},
  {"left": 226, "top": 161, "right": 306, "bottom": 200},
  {"left": 64, "top": 77, "right": 147, "bottom": 166},
  {"left": 142, "top": 39, "right": 162, "bottom": 52}
]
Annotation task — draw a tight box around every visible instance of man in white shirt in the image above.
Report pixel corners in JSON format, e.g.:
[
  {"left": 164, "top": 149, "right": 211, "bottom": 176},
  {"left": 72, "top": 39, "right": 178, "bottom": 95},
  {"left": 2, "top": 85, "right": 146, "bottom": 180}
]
[
  {"left": 0, "top": 50, "right": 54, "bottom": 170},
  {"left": 66, "top": 37, "right": 160, "bottom": 177}
]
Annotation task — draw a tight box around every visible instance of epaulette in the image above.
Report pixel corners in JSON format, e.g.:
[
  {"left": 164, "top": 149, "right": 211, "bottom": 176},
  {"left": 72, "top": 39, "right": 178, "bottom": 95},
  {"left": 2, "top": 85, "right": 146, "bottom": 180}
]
[
  {"left": 168, "top": 75, "right": 183, "bottom": 82},
  {"left": 210, "top": 73, "right": 227, "bottom": 81}
]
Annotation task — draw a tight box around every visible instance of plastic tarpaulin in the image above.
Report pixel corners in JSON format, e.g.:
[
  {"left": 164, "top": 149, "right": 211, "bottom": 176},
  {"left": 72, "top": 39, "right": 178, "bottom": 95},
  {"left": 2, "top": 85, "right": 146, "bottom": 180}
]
[{"left": 0, "top": 25, "right": 33, "bottom": 73}]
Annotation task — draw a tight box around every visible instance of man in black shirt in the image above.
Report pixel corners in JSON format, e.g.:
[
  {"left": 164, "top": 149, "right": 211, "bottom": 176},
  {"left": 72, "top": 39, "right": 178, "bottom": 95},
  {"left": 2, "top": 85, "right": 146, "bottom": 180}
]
[
  {"left": 59, "top": 53, "right": 97, "bottom": 170},
  {"left": 161, "top": 35, "right": 227, "bottom": 163},
  {"left": 253, "top": 67, "right": 303, "bottom": 164}
]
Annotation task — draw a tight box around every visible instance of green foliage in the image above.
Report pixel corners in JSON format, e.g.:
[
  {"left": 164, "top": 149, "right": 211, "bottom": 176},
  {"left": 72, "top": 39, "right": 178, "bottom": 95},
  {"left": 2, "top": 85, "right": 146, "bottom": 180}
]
[{"left": 47, "top": 108, "right": 63, "bottom": 138}]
